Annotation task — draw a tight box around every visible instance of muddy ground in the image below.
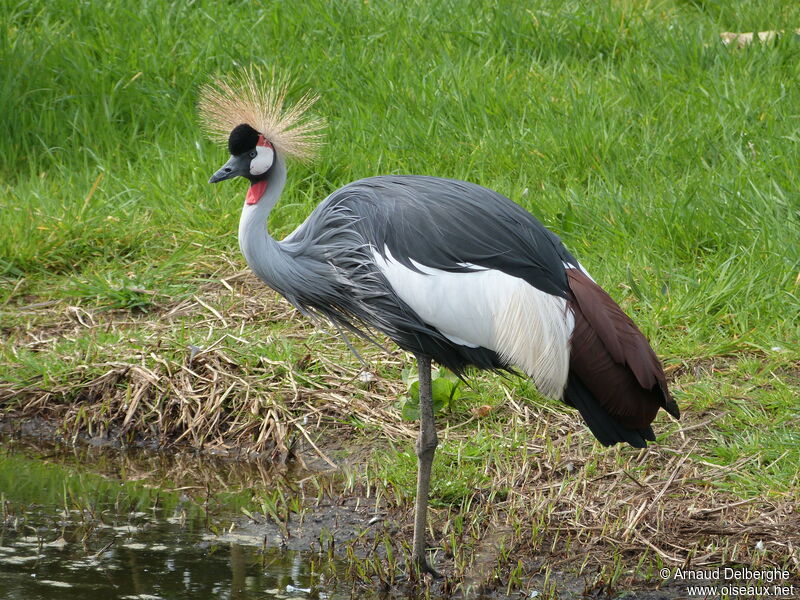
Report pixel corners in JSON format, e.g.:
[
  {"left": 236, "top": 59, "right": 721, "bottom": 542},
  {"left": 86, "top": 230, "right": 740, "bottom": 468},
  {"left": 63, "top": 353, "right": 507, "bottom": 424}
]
[{"left": 3, "top": 420, "right": 796, "bottom": 599}]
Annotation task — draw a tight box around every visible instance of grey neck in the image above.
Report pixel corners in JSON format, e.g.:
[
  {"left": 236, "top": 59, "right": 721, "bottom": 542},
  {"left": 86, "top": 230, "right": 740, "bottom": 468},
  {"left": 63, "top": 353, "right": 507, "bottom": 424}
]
[{"left": 237, "top": 154, "right": 288, "bottom": 285}]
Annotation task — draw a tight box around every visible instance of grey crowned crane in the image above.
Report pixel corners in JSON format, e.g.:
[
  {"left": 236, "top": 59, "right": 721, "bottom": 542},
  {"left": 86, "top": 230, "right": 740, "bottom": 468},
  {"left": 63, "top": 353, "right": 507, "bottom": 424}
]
[{"left": 200, "top": 73, "right": 679, "bottom": 577}]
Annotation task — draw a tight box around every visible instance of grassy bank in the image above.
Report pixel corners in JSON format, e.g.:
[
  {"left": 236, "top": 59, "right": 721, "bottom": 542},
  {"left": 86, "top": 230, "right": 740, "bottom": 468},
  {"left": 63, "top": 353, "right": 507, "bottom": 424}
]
[{"left": 1, "top": 0, "right": 799, "bottom": 594}]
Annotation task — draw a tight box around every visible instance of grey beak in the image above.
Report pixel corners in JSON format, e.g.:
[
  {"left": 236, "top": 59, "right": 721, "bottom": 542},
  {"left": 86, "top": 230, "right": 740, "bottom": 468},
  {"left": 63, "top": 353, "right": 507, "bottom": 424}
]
[{"left": 209, "top": 155, "right": 248, "bottom": 184}]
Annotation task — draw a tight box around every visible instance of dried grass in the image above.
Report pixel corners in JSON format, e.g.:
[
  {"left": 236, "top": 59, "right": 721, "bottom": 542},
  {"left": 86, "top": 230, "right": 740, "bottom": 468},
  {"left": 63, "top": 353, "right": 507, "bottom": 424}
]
[
  {"left": 2, "top": 269, "right": 798, "bottom": 579},
  {"left": 419, "top": 397, "right": 800, "bottom": 582},
  {"left": 1, "top": 268, "right": 409, "bottom": 464},
  {"left": 487, "top": 438, "right": 798, "bottom": 572}
]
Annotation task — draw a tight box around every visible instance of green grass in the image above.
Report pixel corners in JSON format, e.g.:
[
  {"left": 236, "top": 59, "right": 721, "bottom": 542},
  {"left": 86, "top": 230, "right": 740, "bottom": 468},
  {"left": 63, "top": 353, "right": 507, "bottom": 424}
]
[
  {"left": 2, "top": 0, "right": 798, "bottom": 346},
  {"left": 1, "top": 0, "right": 799, "bottom": 591}
]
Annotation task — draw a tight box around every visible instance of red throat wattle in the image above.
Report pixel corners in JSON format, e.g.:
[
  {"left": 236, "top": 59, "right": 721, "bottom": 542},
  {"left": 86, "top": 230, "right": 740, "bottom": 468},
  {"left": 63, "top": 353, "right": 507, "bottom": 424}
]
[
  {"left": 246, "top": 180, "right": 268, "bottom": 205},
  {"left": 246, "top": 135, "right": 272, "bottom": 205}
]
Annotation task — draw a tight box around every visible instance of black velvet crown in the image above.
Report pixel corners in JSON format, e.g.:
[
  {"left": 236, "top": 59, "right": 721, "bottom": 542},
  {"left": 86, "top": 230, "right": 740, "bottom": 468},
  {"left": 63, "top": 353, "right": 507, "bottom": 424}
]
[{"left": 228, "top": 123, "right": 260, "bottom": 155}]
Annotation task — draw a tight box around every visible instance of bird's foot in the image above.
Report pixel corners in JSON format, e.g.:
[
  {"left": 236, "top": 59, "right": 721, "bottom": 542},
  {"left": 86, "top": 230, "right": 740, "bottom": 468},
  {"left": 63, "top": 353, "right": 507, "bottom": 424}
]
[{"left": 412, "top": 556, "right": 443, "bottom": 580}]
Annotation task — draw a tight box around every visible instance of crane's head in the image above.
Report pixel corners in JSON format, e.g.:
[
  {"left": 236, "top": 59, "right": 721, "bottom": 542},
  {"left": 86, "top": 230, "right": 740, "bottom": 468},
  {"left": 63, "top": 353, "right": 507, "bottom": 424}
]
[
  {"left": 208, "top": 124, "right": 276, "bottom": 205},
  {"left": 199, "top": 69, "right": 324, "bottom": 205}
]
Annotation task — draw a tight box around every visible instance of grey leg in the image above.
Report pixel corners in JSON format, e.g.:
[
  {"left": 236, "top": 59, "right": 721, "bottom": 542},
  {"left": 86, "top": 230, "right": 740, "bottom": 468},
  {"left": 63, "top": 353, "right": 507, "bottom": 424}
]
[{"left": 411, "top": 355, "right": 442, "bottom": 578}]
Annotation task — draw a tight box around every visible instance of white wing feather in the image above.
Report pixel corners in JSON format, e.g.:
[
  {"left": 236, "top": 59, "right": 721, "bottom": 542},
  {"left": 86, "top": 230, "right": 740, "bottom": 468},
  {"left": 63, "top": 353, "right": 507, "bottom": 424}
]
[{"left": 373, "top": 247, "right": 573, "bottom": 399}]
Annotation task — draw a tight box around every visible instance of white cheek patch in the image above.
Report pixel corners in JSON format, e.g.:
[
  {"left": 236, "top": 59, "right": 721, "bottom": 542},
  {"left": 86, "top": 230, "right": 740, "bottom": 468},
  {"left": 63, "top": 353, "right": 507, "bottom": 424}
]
[{"left": 249, "top": 145, "right": 274, "bottom": 176}]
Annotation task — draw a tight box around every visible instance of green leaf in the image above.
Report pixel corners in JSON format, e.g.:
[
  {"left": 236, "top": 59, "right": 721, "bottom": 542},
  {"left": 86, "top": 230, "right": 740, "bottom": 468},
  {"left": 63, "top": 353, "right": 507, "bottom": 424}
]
[
  {"left": 449, "top": 379, "right": 462, "bottom": 402},
  {"left": 440, "top": 369, "right": 460, "bottom": 383},
  {"left": 400, "top": 398, "right": 420, "bottom": 421},
  {"left": 401, "top": 374, "right": 460, "bottom": 419},
  {"left": 431, "top": 378, "right": 455, "bottom": 412},
  {"left": 408, "top": 380, "right": 419, "bottom": 402}
]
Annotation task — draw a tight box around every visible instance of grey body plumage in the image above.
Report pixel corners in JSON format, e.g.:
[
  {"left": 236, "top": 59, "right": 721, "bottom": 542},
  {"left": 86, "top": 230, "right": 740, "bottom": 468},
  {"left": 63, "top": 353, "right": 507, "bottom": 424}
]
[{"left": 277, "top": 175, "right": 584, "bottom": 375}]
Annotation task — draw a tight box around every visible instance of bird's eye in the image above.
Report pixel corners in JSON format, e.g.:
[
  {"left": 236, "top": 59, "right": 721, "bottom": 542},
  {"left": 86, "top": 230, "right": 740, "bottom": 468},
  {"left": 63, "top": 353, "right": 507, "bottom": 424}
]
[{"left": 248, "top": 150, "right": 257, "bottom": 159}]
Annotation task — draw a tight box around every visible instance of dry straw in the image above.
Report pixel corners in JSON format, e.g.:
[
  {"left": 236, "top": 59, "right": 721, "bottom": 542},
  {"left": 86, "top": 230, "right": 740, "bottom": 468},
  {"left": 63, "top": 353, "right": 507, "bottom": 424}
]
[
  {"left": 198, "top": 69, "right": 325, "bottom": 162},
  {"left": 3, "top": 272, "right": 799, "bottom": 576}
]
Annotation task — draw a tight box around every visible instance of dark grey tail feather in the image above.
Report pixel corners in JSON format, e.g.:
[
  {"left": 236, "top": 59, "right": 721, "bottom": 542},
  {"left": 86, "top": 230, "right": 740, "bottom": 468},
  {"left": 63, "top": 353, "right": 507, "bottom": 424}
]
[
  {"left": 564, "top": 373, "right": 653, "bottom": 448},
  {"left": 664, "top": 391, "right": 681, "bottom": 420}
]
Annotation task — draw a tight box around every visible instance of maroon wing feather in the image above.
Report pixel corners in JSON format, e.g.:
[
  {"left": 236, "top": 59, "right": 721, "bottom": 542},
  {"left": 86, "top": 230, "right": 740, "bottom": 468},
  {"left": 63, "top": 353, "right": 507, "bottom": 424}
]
[{"left": 566, "top": 269, "right": 679, "bottom": 429}]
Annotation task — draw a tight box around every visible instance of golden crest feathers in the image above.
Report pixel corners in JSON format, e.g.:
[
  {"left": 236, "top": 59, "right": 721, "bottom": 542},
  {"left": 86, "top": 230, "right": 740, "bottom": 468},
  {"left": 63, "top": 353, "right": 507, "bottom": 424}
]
[{"left": 199, "top": 69, "right": 325, "bottom": 162}]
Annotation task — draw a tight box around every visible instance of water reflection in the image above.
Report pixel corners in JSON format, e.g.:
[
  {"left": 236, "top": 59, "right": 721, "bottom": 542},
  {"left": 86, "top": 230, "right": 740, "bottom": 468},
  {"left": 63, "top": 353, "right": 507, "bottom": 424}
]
[
  {"left": 0, "top": 438, "right": 351, "bottom": 600},
  {"left": 1, "top": 513, "right": 336, "bottom": 599}
]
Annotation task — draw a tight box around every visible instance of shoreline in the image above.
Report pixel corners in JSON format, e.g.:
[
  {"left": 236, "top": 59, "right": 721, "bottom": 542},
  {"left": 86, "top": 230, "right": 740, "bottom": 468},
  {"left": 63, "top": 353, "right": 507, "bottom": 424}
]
[{"left": 2, "top": 411, "right": 797, "bottom": 598}]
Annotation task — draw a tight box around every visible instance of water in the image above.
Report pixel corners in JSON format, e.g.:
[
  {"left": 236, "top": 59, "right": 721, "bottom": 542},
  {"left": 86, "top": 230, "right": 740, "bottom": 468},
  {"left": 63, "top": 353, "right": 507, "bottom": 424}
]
[
  {"left": 1, "top": 510, "right": 330, "bottom": 599},
  {"left": 0, "top": 437, "right": 354, "bottom": 600}
]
